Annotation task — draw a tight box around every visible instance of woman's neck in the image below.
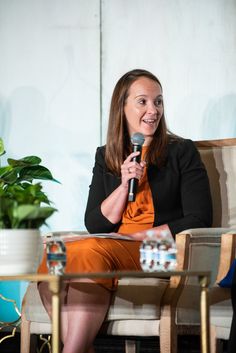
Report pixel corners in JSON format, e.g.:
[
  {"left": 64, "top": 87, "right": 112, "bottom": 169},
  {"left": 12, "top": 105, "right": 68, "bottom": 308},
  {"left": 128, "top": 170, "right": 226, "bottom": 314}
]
[{"left": 143, "top": 136, "right": 153, "bottom": 146}]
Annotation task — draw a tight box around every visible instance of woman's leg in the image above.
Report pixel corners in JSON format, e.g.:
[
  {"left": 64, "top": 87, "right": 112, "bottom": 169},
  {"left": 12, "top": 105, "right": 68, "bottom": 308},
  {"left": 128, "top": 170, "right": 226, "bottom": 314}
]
[
  {"left": 38, "top": 281, "right": 69, "bottom": 343},
  {"left": 38, "top": 279, "right": 111, "bottom": 353},
  {"left": 62, "top": 280, "right": 111, "bottom": 353},
  {"left": 38, "top": 238, "right": 140, "bottom": 352}
]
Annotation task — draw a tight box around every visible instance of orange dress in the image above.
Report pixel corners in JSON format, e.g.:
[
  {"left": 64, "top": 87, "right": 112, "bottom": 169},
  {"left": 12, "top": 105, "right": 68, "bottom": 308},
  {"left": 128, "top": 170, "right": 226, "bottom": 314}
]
[
  {"left": 38, "top": 149, "right": 154, "bottom": 290},
  {"left": 118, "top": 147, "right": 154, "bottom": 234}
]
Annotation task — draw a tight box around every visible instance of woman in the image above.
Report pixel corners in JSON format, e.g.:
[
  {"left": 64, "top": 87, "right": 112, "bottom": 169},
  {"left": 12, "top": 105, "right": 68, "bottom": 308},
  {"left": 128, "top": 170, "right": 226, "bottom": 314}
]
[{"left": 38, "top": 69, "right": 212, "bottom": 353}]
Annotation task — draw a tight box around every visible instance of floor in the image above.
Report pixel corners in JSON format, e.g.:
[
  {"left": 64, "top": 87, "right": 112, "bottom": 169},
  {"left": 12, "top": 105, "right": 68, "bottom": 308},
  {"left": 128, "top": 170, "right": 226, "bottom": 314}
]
[{"left": 0, "top": 333, "right": 229, "bottom": 353}]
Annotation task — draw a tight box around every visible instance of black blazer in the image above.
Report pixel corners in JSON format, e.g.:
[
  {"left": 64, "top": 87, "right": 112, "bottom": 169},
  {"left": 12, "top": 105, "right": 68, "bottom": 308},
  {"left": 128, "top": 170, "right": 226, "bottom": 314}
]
[{"left": 84, "top": 139, "right": 212, "bottom": 236}]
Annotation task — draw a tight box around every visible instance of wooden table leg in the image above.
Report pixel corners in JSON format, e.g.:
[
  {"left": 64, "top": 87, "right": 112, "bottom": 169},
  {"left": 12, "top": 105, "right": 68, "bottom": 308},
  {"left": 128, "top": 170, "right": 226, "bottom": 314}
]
[
  {"left": 199, "top": 275, "right": 210, "bottom": 353},
  {"left": 49, "top": 276, "right": 61, "bottom": 353}
]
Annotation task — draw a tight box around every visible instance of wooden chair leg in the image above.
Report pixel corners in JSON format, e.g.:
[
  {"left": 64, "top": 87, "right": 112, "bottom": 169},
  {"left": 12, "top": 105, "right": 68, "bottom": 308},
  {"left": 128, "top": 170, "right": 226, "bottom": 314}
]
[
  {"left": 125, "top": 339, "right": 137, "bottom": 353},
  {"left": 160, "top": 305, "right": 177, "bottom": 353},
  {"left": 20, "top": 307, "right": 31, "bottom": 353}
]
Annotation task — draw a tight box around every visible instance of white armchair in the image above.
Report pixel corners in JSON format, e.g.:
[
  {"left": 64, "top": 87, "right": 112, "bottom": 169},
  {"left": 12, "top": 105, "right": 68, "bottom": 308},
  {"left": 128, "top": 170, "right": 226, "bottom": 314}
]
[
  {"left": 20, "top": 138, "right": 236, "bottom": 353},
  {"left": 159, "top": 138, "right": 236, "bottom": 351}
]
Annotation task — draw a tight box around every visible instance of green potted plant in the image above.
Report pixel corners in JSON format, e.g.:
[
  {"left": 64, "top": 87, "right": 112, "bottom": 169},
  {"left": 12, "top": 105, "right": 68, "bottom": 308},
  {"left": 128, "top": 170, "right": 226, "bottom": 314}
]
[{"left": 0, "top": 138, "right": 58, "bottom": 274}]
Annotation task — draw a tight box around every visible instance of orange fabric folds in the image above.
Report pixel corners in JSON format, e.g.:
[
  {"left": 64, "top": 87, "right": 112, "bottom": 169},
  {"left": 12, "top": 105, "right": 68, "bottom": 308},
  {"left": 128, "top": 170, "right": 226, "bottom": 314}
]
[
  {"left": 38, "top": 238, "right": 141, "bottom": 291},
  {"left": 118, "top": 148, "right": 154, "bottom": 235}
]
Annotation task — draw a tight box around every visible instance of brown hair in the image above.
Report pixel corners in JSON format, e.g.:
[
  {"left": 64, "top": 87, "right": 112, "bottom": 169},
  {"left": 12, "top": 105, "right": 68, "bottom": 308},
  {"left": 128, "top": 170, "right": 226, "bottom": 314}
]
[{"left": 105, "top": 69, "right": 175, "bottom": 175}]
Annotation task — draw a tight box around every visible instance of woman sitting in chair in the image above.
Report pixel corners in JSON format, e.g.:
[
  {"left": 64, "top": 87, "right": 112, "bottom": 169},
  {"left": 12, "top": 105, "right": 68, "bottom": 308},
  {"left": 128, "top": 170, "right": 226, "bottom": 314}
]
[{"left": 38, "top": 68, "right": 212, "bottom": 353}]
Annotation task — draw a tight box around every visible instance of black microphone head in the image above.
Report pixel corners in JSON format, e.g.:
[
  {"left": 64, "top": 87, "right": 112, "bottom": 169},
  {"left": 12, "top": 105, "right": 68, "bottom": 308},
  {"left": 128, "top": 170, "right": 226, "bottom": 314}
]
[{"left": 131, "top": 132, "right": 145, "bottom": 146}]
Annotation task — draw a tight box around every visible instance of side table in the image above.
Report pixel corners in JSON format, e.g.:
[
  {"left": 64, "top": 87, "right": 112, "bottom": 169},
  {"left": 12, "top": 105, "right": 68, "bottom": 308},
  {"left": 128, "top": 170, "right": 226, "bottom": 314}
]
[{"left": 0, "top": 270, "right": 211, "bottom": 353}]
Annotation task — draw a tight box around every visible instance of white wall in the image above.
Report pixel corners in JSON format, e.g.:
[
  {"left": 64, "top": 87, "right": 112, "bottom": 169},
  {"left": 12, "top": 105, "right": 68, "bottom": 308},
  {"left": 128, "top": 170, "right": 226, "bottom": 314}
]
[
  {"left": 0, "top": 0, "right": 100, "bottom": 231},
  {"left": 101, "top": 0, "right": 236, "bottom": 142},
  {"left": 0, "top": 0, "right": 236, "bottom": 231}
]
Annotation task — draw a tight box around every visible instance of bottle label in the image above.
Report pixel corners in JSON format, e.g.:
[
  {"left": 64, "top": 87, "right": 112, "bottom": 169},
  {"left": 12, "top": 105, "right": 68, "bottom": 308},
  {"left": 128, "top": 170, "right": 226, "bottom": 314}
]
[
  {"left": 140, "top": 238, "right": 177, "bottom": 272},
  {"left": 47, "top": 253, "right": 67, "bottom": 261},
  {"left": 46, "top": 238, "right": 66, "bottom": 275}
]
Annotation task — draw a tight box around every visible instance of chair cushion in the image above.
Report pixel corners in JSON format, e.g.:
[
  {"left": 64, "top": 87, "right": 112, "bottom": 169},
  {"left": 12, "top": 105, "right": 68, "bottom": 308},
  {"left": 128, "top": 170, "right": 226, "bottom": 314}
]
[
  {"left": 24, "top": 277, "right": 169, "bottom": 333},
  {"left": 101, "top": 319, "right": 160, "bottom": 336},
  {"left": 24, "top": 283, "right": 50, "bottom": 324},
  {"left": 106, "top": 277, "right": 169, "bottom": 321},
  {"left": 210, "top": 299, "right": 233, "bottom": 329}
]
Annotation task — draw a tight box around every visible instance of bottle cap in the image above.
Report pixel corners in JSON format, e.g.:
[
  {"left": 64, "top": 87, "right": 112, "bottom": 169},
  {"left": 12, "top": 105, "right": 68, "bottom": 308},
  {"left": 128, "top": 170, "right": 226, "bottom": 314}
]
[{"left": 146, "top": 230, "right": 156, "bottom": 238}]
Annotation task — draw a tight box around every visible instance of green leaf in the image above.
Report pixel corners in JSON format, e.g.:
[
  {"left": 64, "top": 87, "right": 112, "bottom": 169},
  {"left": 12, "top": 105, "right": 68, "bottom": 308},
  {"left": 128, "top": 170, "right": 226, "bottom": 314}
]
[
  {"left": 12, "top": 204, "right": 57, "bottom": 228},
  {"left": 0, "top": 138, "right": 5, "bottom": 156},
  {"left": 7, "top": 156, "right": 41, "bottom": 167},
  {"left": 0, "top": 143, "right": 59, "bottom": 228},
  {"left": 0, "top": 166, "right": 12, "bottom": 177},
  {"left": 18, "top": 165, "right": 59, "bottom": 183},
  {"left": 0, "top": 169, "right": 18, "bottom": 184},
  {"left": 0, "top": 197, "right": 15, "bottom": 228}
]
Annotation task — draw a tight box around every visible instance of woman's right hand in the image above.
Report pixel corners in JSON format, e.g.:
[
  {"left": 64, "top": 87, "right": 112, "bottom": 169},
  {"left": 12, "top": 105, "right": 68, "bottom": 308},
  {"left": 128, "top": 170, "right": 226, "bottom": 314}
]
[
  {"left": 101, "top": 152, "right": 146, "bottom": 224},
  {"left": 120, "top": 151, "right": 146, "bottom": 189}
]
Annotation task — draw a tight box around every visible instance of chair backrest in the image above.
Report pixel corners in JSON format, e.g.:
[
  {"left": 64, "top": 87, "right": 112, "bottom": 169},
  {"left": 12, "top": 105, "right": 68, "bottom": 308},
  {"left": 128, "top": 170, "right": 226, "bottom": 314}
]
[
  {"left": 195, "top": 138, "right": 236, "bottom": 228},
  {"left": 171, "top": 138, "right": 236, "bottom": 326}
]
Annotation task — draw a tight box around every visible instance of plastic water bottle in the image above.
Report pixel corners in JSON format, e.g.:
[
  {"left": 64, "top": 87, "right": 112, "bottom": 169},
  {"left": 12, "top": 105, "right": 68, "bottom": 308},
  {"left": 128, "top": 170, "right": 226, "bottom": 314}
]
[
  {"left": 140, "top": 229, "right": 177, "bottom": 271},
  {"left": 46, "top": 237, "right": 66, "bottom": 275}
]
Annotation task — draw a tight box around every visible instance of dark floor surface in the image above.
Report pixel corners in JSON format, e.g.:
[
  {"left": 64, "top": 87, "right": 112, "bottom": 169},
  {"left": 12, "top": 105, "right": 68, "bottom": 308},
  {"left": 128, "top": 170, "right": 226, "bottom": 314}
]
[{"left": 0, "top": 332, "right": 229, "bottom": 353}]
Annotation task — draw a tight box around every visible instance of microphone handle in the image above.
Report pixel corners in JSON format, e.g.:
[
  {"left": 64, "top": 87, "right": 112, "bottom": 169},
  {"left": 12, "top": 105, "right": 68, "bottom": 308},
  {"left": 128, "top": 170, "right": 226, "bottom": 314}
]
[{"left": 128, "top": 144, "right": 142, "bottom": 202}]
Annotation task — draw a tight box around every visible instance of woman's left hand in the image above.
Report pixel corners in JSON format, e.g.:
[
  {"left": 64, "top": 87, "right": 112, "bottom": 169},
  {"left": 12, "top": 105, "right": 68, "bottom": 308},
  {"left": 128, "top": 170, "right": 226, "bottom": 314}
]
[{"left": 128, "top": 224, "right": 173, "bottom": 241}]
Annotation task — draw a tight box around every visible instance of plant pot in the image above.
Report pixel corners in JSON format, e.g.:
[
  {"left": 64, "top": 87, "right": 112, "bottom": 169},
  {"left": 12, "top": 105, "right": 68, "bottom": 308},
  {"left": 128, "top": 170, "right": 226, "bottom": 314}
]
[{"left": 0, "top": 229, "right": 44, "bottom": 275}]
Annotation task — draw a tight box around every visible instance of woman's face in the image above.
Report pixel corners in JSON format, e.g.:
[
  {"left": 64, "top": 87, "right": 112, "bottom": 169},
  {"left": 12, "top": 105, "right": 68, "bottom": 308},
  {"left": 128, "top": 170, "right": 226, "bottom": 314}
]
[{"left": 124, "top": 77, "right": 163, "bottom": 145}]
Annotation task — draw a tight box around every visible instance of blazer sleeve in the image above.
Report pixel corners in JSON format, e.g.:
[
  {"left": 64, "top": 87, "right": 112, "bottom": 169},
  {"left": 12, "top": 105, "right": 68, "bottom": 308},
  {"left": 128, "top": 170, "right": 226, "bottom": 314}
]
[
  {"left": 84, "top": 147, "right": 120, "bottom": 234},
  {"left": 167, "top": 139, "right": 213, "bottom": 235}
]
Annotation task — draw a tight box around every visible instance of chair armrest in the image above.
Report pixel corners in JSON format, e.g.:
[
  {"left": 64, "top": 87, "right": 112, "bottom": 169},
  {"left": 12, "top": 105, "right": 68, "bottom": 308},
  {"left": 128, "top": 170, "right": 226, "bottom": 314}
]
[
  {"left": 175, "top": 229, "right": 229, "bottom": 273},
  {"left": 178, "top": 228, "right": 232, "bottom": 236},
  {"left": 169, "top": 229, "right": 227, "bottom": 291}
]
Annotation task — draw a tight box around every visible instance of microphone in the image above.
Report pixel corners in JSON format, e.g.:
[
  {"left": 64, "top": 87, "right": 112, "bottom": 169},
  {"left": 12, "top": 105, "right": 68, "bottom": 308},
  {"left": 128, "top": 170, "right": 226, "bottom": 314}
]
[{"left": 128, "top": 132, "right": 145, "bottom": 202}]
